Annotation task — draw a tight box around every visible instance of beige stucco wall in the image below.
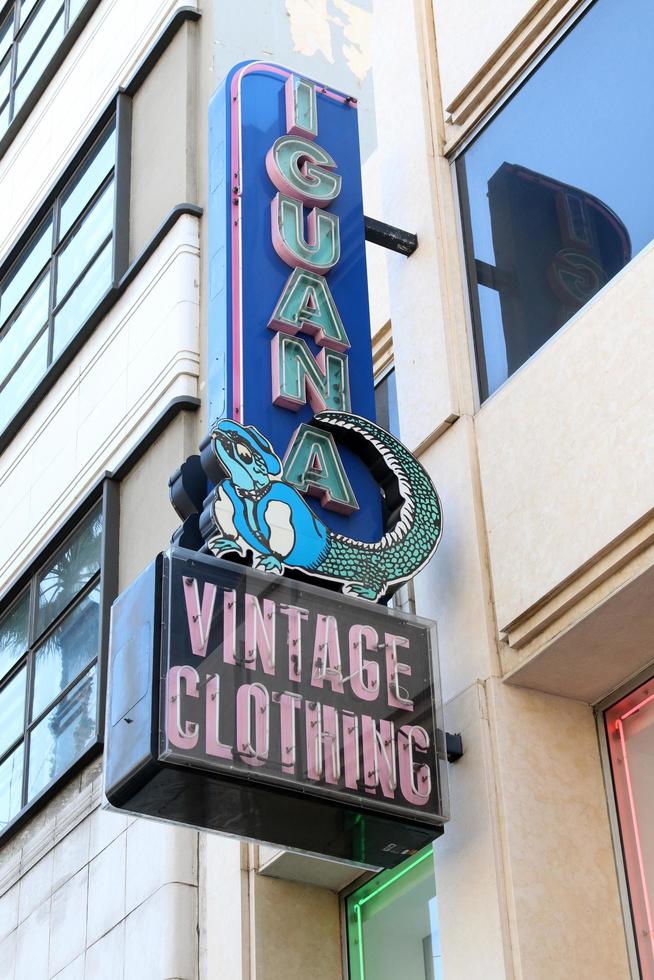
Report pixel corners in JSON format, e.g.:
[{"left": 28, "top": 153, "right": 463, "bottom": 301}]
[
  {"left": 476, "top": 242, "right": 654, "bottom": 634},
  {"left": 487, "top": 680, "right": 631, "bottom": 979},
  {"left": 129, "top": 19, "right": 200, "bottom": 262}
]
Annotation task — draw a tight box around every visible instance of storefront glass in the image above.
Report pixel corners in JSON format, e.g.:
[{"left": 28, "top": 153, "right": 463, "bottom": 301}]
[
  {"left": 605, "top": 677, "right": 654, "bottom": 979},
  {"left": 345, "top": 847, "right": 442, "bottom": 980}
]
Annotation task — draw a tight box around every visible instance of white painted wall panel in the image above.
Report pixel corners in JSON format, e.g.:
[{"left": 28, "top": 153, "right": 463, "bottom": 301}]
[
  {"left": 0, "top": 215, "right": 200, "bottom": 595},
  {"left": 432, "top": 0, "right": 536, "bottom": 110},
  {"left": 372, "top": 0, "right": 459, "bottom": 449}
]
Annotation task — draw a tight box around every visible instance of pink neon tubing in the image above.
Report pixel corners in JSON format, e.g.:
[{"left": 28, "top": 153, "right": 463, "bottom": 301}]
[
  {"left": 615, "top": 707, "right": 654, "bottom": 973},
  {"left": 228, "top": 62, "right": 352, "bottom": 421}
]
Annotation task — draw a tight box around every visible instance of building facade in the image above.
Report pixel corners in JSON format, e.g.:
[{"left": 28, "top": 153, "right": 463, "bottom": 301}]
[{"left": 0, "top": 0, "right": 651, "bottom": 978}]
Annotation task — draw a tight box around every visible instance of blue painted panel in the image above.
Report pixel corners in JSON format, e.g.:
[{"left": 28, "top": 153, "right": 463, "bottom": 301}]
[{"left": 208, "top": 62, "right": 382, "bottom": 541}]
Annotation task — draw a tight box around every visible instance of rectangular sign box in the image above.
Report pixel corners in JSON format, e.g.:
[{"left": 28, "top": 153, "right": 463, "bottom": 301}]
[{"left": 104, "top": 548, "right": 449, "bottom": 869}]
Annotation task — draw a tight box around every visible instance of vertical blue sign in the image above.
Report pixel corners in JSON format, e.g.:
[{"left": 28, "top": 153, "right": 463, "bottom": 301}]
[{"left": 208, "top": 61, "right": 382, "bottom": 541}]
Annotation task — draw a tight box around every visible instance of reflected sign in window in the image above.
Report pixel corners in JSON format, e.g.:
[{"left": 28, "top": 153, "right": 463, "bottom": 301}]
[{"left": 457, "top": 0, "right": 654, "bottom": 399}]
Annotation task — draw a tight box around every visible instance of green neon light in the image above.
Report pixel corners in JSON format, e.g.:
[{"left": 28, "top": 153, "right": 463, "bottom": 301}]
[
  {"left": 356, "top": 903, "right": 364, "bottom": 979},
  {"left": 348, "top": 848, "right": 433, "bottom": 980},
  {"left": 357, "top": 849, "right": 432, "bottom": 908}
]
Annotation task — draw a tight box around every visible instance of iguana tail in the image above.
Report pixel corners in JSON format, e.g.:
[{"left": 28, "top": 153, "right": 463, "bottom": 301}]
[{"left": 311, "top": 411, "right": 442, "bottom": 600}]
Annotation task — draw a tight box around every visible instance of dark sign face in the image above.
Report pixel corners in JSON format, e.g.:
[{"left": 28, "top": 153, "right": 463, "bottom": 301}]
[{"left": 160, "top": 550, "right": 446, "bottom": 826}]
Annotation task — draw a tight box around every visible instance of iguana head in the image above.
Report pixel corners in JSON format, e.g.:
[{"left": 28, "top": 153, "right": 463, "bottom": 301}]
[{"left": 211, "top": 419, "right": 282, "bottom": 493}]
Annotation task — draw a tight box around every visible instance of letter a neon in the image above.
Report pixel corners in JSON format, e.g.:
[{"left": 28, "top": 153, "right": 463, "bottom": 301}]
[
  {"left": 283, "top": 423, "right": 358, "bottom": 514},
  {"left": 269, "top": 268, "right": 350, "bottom": 352}
]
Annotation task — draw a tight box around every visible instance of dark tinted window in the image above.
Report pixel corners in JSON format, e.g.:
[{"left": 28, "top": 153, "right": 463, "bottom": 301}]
[{"left": 457, "top": 0, "right": 654, "bottom": 400}]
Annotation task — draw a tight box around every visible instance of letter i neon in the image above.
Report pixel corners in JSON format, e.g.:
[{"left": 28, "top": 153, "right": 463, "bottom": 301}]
[{"left": 285, "top": 75, "right": 318, "bottom": 138}]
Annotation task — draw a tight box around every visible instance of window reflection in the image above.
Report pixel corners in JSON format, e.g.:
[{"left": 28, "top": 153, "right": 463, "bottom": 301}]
[
  {"left": 0, "top": 273, "right": 50, "bottom": 378},
  {"left": 56, "top": 180, "right": 114, "bottom": 301},
  {"left": 457, "top": 0, "right": 653, "bottom": 399},
  {"left": 32, "top": 586, "right": 99, "bottom": 720},
  {"left": 28, "top": 665, "right": 97, "bottom": 801},
  {"left": 0, "top": 330, "right": 48, "bottom": 431},
  {"left": 36, "top": 503, "right": 102, "bottom": 636},
  {"left": 0, "top": 502, "right": 103, "bottom": 833},
  {"left": 0, "top": 591, "right": 29, "bottom": 682},
  {"left": 15, "top": 0, "right": 62, "bottom": 76},
  {"left": 0, "top": 667, "right": 27, "bottom": 757},
  {"left": 0, "top": 118, "right": 115, "bottom": 434},
  {"left": 0, "top": 11, "right": 14, "bottom": 66},
  {"left": 0, "top": 0, "right": 89, "bottom": 139},
  {"left": 0, "top": 745, "right": 23, "bottom": 829},
  {"left": 14, "top": 9, "right": 65, "bottom": 113},
  {"left": 346, "top": 848, "right": 442, "bottom": 980}
]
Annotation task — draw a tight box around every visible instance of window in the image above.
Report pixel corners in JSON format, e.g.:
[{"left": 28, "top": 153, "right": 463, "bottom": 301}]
[
  {"left": 0, "top": 0, "right": 95, "bottom": 140},
  {"left": 0, "top": 487, "right": 116, "bottom": 835},
  {"left": 345, "top": 847, "right": 442, "bottom": 980},
  {"left": 605, "top": 676, "right": 654, "bottom": 980},
  {"left": 456, "top": 0, "right": 654, "bottom": 401},
  {"left": 0, "top": 113, "right": 119, "bottom": 434}
]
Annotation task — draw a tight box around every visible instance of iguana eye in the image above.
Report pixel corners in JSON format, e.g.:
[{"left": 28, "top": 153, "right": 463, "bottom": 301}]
[{"left": 236, "top": 443, "right": 252, "bottom": 463}]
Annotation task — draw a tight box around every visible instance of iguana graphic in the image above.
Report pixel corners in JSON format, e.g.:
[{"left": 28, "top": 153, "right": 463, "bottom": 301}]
[{"left": 205, "top": 411, "right": 442, "bottom": 601}]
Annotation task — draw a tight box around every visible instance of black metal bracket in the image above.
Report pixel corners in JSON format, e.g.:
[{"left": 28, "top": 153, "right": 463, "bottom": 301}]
[
  {"left": 364, "top": 216, "right": 418, "bottom": 257},
  {"left": 445, "top": 732, "right": 464, "bottom": 763}
]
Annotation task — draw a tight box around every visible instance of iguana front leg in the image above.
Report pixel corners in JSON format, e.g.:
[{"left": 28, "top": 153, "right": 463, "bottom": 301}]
[{"left": 208, "top": 486, "right": 247, "bottom": 558}]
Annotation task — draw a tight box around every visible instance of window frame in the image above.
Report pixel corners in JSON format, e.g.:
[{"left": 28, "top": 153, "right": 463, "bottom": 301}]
[
  {"left": 341, "top": 845, "right": 439, "bottom": 980},
  {"left": 0, "top": 0, "right": 102, "bottom": 161},
  {"left": 0, "top": 90, "right": 132, "bottom": 451},
  {"left": 449, "top": 0, "right": 615, "bottom": 408},
  {"left": 0, "top": 477, "right": 119, "bottom": 842},
  {"left": 596, "top": 664, "right": 654, "bottom": 980}
]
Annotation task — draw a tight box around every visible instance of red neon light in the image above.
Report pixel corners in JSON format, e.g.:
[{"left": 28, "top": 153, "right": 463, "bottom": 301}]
[
  {"left": 615, "top": 716, "right": 654, "bottom": 968},
  {"left": 619, "top": 690, "right": 654, "bottom": 722}
]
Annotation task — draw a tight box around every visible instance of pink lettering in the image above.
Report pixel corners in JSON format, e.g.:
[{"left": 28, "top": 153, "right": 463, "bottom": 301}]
[
  {"left": 223, "top": 589, "right": 237, "bottom": 665},
  {"left": 279, "top": 604, "right": 308, "bottom": 682},
  {"left": 279, "top": 691, "right": 302, "bottom": 773},
  {"left": 183, "top": 578, "right": 217, "bottom": 658},
  {"left": 385, "top": 634, "right": 413, "bottom": 710},
  {"left": 322, "top": 704, "right": 340, "bottom": 785},
  {"left": 342, "top": 710, "right": 360, "bottom": 789},
  {"left": 305, "top": 701, "right": 322, "bottom": 781},
  {"left": 312, "top": 614, "right": 344, "bottom": 692},
  {"left": 166, "top": 666, "right": 199, "bottom": 750},
  {"left": 244, "top": 594, "right": 276, "bottom": 674},
  {"left": 236, "top": 682, "right": 270, "bottom": 767},
  {"left": 205, "top": 674, "right": 233, "bottom": 760},
  {"left": 348, "top": 625, "right": 380, "bottom": 701},
  {"left": 361, "top": 716, "right": 397, "bottom": 799},
  {"left": 398, "top": 725, "right": 431, "bottom": 806}
]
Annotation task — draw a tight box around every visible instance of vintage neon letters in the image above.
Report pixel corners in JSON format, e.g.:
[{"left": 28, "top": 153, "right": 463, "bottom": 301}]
[
  {"left": 164, "top": 575, "right": 435, "bottom": 808},
  {"left": 267, "top": 75, "right": 355, "bottom": 510},
  {"left": 208, "top": 63, "right": 380, "bottom": 539}
]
